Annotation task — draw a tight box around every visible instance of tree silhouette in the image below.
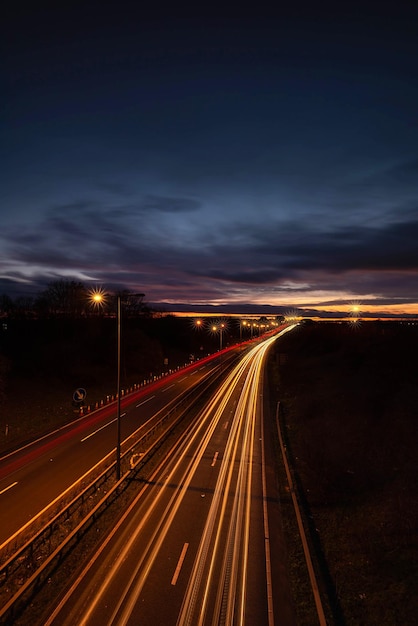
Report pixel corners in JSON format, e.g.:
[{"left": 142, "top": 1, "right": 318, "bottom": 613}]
[{"left": 36, "top": 280, "right": 88, "bottom": 317}]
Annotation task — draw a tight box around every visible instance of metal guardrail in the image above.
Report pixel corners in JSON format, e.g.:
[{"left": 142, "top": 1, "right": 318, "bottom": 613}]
[{"left": 275, "top": 401, "right": 327, "bottom": 626}]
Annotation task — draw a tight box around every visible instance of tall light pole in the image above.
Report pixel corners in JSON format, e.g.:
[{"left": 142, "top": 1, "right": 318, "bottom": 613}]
[
  {"left": 90, "top": 289, "right": 144, "bottom": 481},
  {"left": 116, "top": 295, "right": 121, "bottom": 480},
  {"left": 212, "top": 322, "right": 225, "bottom": 351}
]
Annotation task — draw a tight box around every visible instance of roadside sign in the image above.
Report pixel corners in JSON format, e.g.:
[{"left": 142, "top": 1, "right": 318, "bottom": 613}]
[{"left": 73, "top": 388, "right": 87, "bottom": 403}]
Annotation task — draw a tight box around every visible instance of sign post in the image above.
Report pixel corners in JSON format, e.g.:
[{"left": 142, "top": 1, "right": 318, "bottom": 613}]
[{"left": 73, "top": 388, "right": 87, "bottom": 404}]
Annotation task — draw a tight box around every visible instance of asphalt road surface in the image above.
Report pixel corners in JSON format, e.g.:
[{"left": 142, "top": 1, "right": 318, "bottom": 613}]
[
  {"left": 0, "top": 350, "right": 233, "bottom": 546},
  {"left": 44, "top": 327, "right": 298, "bottom": 626}
]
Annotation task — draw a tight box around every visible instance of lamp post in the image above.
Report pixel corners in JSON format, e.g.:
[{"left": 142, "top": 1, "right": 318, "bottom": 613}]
[
  {"left": 90, "top": 289, "right": 144, "bottom": 480},
  {"left": 212, "top": 322, "right": 225, "bottom": 351},
  {"left": 116, "top": 295, "right": 121, "bottom": 480}
]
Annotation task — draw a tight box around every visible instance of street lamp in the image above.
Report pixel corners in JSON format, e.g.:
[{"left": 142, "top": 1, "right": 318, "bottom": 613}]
[
  {"left": 220, "top": 322, "right": 225, "bottom": 350},
  {"left": 89, "top": 289, "right": 144, "bottom": 480},
  {"left": 240, "top": 319, "right": 250, "bottom": 341},
  {"left": 212, "top": 322, "right": 225, "bottom": 351},
  {"left": 116, "top": 295, "right": 121, "bottom": 479}
]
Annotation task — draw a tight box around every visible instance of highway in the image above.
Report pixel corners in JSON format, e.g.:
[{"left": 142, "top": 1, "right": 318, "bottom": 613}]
[
  {"left": 0, "top": 349, "right": 236, "bottom": 547},
  {"left": 43, "top": 326, "right": 297, "bottom": 626}
]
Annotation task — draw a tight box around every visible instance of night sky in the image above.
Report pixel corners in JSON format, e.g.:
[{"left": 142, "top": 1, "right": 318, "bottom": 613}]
[{"left": 2, "top": 4, "right": 418, "bottom": 316}]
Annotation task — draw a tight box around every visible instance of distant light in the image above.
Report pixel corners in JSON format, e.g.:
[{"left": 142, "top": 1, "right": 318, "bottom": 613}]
[{"left": 349, "top": 302, "right": 361, "bottom": 317}]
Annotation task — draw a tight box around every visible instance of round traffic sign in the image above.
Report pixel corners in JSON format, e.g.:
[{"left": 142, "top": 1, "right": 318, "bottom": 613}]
[{"left": 73, "top": 387, "right": 87, "bottom": 403}]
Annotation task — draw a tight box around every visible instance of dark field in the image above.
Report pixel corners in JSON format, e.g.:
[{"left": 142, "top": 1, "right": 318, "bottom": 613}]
[
  {"left": 0, "top": 315, "right": 223, "bottom": 452},
  {"left": 1, "top": 318, "right": 417, "bottom": 624},
  {"left": 269, "top": 321, "right": 418, "bottom": 625}
]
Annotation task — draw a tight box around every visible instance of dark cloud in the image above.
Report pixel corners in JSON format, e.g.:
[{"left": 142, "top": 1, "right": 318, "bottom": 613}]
[
  {"left": 2, "top": 194, "right": 418, "bottom": 309},
  {"left": 2, "top": 7, "right": 418, "bottom": 315}
]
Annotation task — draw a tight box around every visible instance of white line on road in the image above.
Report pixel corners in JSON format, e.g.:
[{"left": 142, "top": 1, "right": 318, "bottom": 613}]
[
  {"left": 80, "top": 415, "right": 126, "bottom": 442},
  {"left": 136, "top": 395, "right": 155, "bottom": 407},
  {"left": 0, "top": 481, "right": 18, "bottom": 496},
  {"left": 211, "top": 452, "right": 219, "bottom": 467},
  {"left": 171, "top": 543, "right": 189, "bottom": 585},
  {"left": 162, "top": 384, "right": 175, "bottom": 392}
]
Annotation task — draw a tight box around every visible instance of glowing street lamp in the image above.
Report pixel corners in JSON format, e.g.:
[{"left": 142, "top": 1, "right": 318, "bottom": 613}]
[
  {"left": 211, "top": 322, "right": 225, "bottom": 350},
  {"left": 89, "top": 288, "right": 144, "bottom": 480},
  {"left": 90, "top": 286, "right": 108, "bottom": 310}
]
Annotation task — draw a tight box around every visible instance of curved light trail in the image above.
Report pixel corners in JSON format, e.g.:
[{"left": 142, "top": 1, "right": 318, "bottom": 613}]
[{"left": 46, "top": 325, "right": 297, "bottom": 626}]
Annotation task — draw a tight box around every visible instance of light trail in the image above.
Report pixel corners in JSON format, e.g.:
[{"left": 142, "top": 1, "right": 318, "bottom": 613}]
[
  {"left": 53, "top": 349, "right": 254, "bottom": 626},
  {"left": 46, "top": 325, "right": 298, "bottom": 625},
  {"left": 177, "top": 333, "right": 281, "bottom": 626}
]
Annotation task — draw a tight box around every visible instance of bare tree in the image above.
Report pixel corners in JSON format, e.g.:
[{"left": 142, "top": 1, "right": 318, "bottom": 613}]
[{"left": 36, "top": 280, "right": 88, "bottom": 317}]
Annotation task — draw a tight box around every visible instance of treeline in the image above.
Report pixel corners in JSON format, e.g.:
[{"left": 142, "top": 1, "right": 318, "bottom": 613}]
[{"left": 0, "top": 280, "right": 150, "bottom": 319}]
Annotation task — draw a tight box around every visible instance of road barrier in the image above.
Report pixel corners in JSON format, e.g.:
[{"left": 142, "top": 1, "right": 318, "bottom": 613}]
[
  {"left": 275, "top": 402, "right": 327, "bottom": 626},
  {"left": 0, "top": 358, "right": 236, "bottom": 625}
]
